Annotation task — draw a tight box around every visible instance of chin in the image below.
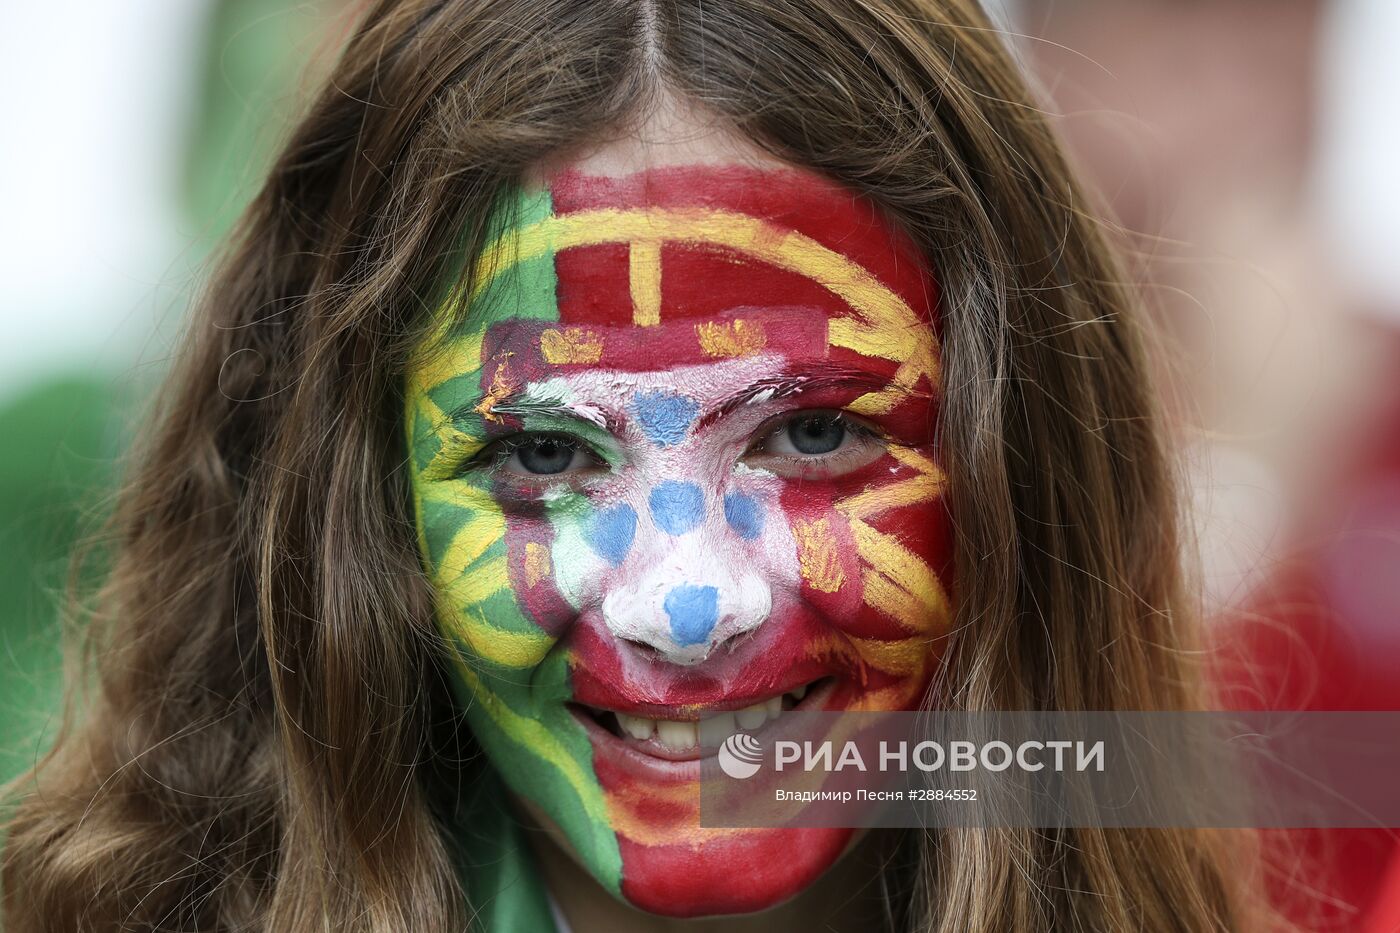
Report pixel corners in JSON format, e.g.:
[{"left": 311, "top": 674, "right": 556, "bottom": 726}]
[{"left": 617, "top": 826, "right": 855, "bottom": 917}]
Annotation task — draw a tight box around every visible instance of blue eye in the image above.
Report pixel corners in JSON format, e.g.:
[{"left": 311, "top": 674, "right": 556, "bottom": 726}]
[
  {"left": 511, "top": 436, "right": 581, "bottom": 474},
  {"left": 477, "top": 432, "right": 603, "bottom": 478},
  {"left": 743, "top": 410, "right": 886, "bottom": 478},
  {"left": 783, "top": 415, "right": 846, "bottom": 455}
]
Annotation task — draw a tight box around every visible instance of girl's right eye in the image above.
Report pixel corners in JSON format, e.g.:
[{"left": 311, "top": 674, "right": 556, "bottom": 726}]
[{"left": 482, "top": 433, "right": 602, "bottom": 477}]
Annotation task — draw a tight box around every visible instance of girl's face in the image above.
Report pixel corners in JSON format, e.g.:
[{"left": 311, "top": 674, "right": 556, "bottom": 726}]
[{"left": 405, "top": 158, "right": 952, "bottom": 916}]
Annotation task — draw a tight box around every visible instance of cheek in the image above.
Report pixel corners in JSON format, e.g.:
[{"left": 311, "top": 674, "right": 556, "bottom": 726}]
[
  {"left": 780, "top": 449, "right": 953, "bottom": 695},
  {"left": 418, "top": 481, "right": 564, "bottom": 672}
]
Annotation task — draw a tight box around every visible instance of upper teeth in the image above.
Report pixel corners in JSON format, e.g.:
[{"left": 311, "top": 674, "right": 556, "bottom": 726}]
[{"left": 612, "top": 684, "right": 810, "bottom": 751}]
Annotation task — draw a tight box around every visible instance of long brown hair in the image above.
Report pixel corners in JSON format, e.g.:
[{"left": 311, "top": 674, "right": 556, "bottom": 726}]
[{"left": 3, "top": 0, "right": 1260, "bottom": 929}]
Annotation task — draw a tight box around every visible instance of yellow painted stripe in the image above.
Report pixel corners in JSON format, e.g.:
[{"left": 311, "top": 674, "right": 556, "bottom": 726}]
[
  {"left": 443, "top": 554, "right": 510, "bottom": 607},
  {"left": 444, "top": 604, "right": 554, "bottom": 669},
  {"left": 409, "top": 331, "right": 485, "bottom": 397},
  {"left": 847, "top": 634, "right": 937, "bottom": 676},
  {"left": 406, "top": 389, "right": 431, "bottom": 559},
  {"left": 860, "top": 567, "right": 926, "bottom": 631},
  {"left": 887, "top": 444, "right": 938, "bottom": 476},
  {"left": 540, "top": 327, "right": 604, "bottom": 364},
  {"left": 419, "top": 429, "right": 488, "bottom": 483},
  {"left": 696, "top": 318, "right": 766, "bottom": 358},
  {"left": 791, "top": 517, "right": 847, "bottom": 593},
  {"left": 836, "top": 473, "right": 941, "bottom": 521},
  {"left": 435, "top": 509, "right": 507, "bottom": 585},
  {"left": 629, "top": 239, "right": 662, "bottom": 326},
  {"left": 849, "top": 520, "right": 947, "bottom": 620},
  {"left": 828, "top": 317, "right": 915, "bottom": 363},
  {"left": 606, "top": 791, "right": 750, "bottom": 847},
  {"left": 413, "top": 389, "right": 446, "bottom": 426},
  {"left": 420, "top": 487, "right": 498, "bottom": 523},
  {"left": 468, "top": 208, "right": 934, "bottom": 360},
  {"left": 846, "top": 680, "right": 926, "bottom": 712}
]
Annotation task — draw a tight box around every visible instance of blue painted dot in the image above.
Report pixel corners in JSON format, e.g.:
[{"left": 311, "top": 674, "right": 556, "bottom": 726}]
[
  {"left": 632, "top": 390, "right": 699, "bottom": 447},
  {"left": 723, "top": 491, "right": 765, "bottom": 540},
  {"left": 665, "top": 584, "right": 719, "bottom": 646},
  {"left": 649, "top": 481, "right": 705, "bottom": 535},
  {"left": 587, "top": 503, "right": 637, "bottom": 566}
]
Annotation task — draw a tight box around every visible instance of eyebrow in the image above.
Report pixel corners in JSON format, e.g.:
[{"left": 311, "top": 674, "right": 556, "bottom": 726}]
[
  {"left": 445, "top": 389, "right": 626, "bottom": 436},
  {"left": 695, "top": 365, "right": 906, "bottom": 431},
  {"left": 487, "top": 396, "right": 621, "bottom": 433}
]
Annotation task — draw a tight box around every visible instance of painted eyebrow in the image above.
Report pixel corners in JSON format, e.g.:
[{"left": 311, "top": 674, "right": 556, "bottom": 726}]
[
  {"left": 447, "top": 394, "right": 624, "bottom": 435},
  {"left": 695, "top": 366, "right": 902, "bottom": 431}
]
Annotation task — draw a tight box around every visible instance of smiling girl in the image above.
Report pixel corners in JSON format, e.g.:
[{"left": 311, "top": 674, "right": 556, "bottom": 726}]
[{"left": 3, "top": 1, "right": 1257, "bottom": 930}]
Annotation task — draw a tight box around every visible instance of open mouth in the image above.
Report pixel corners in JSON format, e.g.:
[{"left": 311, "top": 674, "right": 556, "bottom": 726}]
[{"left": 569, "top": 676, "right": 836, "bottom": 762}]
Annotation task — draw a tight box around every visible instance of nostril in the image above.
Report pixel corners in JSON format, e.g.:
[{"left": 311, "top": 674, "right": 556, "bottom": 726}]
[
  {"left": 619, "top": 637, "right": 666, "bottom": 661},
  {"left": 708, "top": 624, "right": 755, "bottom": 656}
]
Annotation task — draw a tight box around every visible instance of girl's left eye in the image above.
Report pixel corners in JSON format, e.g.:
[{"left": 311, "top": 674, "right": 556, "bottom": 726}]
[
  {"left": 768, "top": 414, "right": 850, "bottom": 456},
  {"left": 743, "top": 411, "right": 886, "bottom": 477}
]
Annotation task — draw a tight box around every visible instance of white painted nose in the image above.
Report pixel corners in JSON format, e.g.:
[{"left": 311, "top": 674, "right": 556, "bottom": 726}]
[
  {"left": 601, "top": 553, "right": 771, "bottom": 665},
  {"left": 600, "top": 481, "right": 772, "bottom": 665}
]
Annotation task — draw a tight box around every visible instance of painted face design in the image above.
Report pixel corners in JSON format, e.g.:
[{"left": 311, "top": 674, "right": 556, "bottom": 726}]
[{"left": 405, "top": 166, "right": 952, "bottom": 916}]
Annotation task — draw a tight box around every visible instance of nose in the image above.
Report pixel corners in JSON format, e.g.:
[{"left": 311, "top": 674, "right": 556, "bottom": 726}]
[{"left": 600, "top": 481, "right": 772, "bottom": 665}]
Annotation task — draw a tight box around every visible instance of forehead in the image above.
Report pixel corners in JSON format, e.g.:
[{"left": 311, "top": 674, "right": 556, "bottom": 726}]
[
  {"left": 474, "top": 165, "right": 931, "bottom": 326},
  {"left": 417, "top": 165, "right": 938, "bottom": 421}
]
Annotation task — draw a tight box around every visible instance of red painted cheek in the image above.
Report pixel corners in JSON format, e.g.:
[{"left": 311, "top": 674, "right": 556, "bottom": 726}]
[{"left": 779, "top": 453, "right": 954, "bottom": 646}]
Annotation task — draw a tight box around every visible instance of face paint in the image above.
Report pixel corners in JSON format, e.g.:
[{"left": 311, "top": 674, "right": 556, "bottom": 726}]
[{"left": 405, "top": 166, "right": 952, "bottom": 917}]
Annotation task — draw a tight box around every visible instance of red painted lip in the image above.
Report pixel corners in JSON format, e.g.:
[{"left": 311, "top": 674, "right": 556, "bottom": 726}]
[
  {"left": 571, "top": 675, "right": 847, "bottom": 782},
  {"left": 571, "top": 664, "right": 836, "bottom": 720}
]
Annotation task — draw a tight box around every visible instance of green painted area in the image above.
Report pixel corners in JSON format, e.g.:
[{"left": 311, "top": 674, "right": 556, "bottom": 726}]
[
  {"left": 452, "top": 649, "right": 622, "bottom": 893},
  {"left": 406, "top": 185, "right": 624, "bottom": 896},
  {"left": 418, "top": 478, "right": 494, "bottom": 570},
  {"left": 461, "top": 188, "right": 559, "bottom": 336},
  {"left": 426, "top": 375, "right": 491, "bottom": 438},
  {"left": 411, "top": 406, "right": 445, "bottom": 475}
]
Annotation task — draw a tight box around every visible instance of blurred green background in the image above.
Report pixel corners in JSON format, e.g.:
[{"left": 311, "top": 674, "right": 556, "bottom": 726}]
[{"left": 0, "top": 0, "right": 341, "bottom": 784}]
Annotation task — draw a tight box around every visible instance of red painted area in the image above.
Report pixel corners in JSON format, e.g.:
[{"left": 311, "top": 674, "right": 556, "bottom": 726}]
[
  {"left": 618, "top": 825, "right": 852, "bottom": 918},
  {"left": 499, "top": 491, "right": 575, "bottom": 637},
  {"left": 779, "top": 450, "right": 950, "bottom": 645},
  {"left": 478, "top": 306, "right": 829, "bottom": 383},
  {"left": 548, "top": 167, "right": 937, "bottom": 338},
  {"left": 591, "top": 732, "right": 853, "bottom": 918}
]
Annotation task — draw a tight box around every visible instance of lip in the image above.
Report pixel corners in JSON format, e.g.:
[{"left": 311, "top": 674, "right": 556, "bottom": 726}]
[
  {"left": 569, "top": 675, "right": 841, "bottom": 779},
  {"left": 562, "top": 601, "right": 878, "bottom": 780},
  {"left": 572, "top": 662, "right": 837, "bottom": 720}
]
